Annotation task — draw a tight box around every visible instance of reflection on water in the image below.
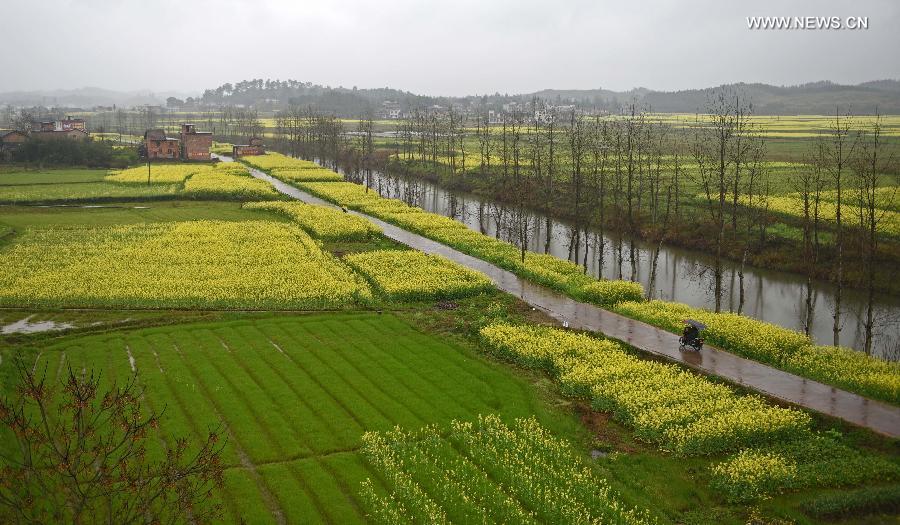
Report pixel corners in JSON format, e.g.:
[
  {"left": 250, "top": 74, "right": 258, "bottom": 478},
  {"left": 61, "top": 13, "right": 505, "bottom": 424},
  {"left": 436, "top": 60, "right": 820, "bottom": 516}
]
[{"left": 352, "top": 168, "right": 900, "bottom": 359}]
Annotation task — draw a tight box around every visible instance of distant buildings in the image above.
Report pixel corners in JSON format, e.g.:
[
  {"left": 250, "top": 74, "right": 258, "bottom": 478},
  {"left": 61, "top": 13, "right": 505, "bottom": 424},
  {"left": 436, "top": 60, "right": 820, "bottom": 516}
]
[
  {"left": 379, "top": 101, "right": 403, "bottom": 120},
  {"left": 27, "top": 115, "right": 89, "bottom": 140},
  {"left": 142, "top": 124, "right": 212, "bottom": 161},
  {"left": 232, "top": 137, "right": 265, "bottom": 158},
  {"left": 34, "top": 116, "right": 86, "bottom": 132}
]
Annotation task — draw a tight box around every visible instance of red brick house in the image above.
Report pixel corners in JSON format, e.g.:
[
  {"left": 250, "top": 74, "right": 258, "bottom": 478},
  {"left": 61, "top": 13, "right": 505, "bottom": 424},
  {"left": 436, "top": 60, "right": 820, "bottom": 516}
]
[
  {"left": 180, "top": 124, "right": 212, "bottom": 160},
  {"left": 143, "top": 129, "right": 180, "bottom": 159},
  {"left": 0, "top": 130, "right": 29, "bottom": 148},
  {"left": 233, "top": 137, "right": 265, "bottom": 158}
]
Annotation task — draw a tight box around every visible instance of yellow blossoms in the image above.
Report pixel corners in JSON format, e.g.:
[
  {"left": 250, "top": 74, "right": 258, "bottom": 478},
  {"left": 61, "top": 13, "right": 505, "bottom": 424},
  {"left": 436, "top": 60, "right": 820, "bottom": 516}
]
[
  {"left": 270, "top": 168, "right": 343, "bottom": 182},
  {"left": 577, "top": 280, "right": 645, "bottom": 306},
  {"left": 345, "top": 250, "right": 493, "bottom": 301},
  {"left": 0, "top": 220, "right": 370, "bottom": 309},
  {"left": 182, "top": 165, "right": 279, "bottom": 200},
  {"left": 360, "top": 415, "right": 654, "bottom": 525},
  {"left": 239, "top": 152, "right": 321, "bottom": 171},
  {"left": 107, "top": 164, "right": 204, "bottom": 184},
  {"left": 0, "top": 182, "right": 181, "bottom": 203},
  {"left": 615, "top": 299, "right": 900, "bottom": 404},
  {"left": 479, "top": 323, "right": 811, "bottom": 455},
  {"left": 106, "top": 162, "right": 280, "bottom": 201},
  {"left": 244, "top": 201, "right": 380, "bottom": 241},
  {"left": 711, "top": 433, "right": 899, "bottom": 502},
  {"left": 725, "top": 191, "right": 900, "bottom": 236},
  {"left": 237, "top": 153, "right": 344, "bottom": 181}
]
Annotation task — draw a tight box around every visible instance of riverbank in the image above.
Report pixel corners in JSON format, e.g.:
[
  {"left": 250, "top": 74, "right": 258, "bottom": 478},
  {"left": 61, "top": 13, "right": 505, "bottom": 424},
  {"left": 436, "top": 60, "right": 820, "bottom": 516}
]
[{"left": 382, "top": 157, "right": 900, "bottom": 298}]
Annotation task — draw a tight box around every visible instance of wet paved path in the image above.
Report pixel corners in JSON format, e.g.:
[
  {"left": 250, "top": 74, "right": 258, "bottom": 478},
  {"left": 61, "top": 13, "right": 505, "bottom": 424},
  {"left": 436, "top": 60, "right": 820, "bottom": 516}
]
[{"left": 245, "top": 164, "right": 900, "bottom": 438}]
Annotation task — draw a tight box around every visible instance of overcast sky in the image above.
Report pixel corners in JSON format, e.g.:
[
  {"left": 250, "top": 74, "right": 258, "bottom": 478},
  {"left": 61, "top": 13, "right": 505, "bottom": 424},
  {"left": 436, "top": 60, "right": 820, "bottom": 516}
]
[{"left": 2, "top": 0, "right": 898, "bottom": 96}]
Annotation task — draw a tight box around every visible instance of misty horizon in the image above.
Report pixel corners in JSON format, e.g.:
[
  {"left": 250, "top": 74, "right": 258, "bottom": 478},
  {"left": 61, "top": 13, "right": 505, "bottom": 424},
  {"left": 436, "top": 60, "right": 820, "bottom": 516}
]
[
  {"left": 3, "top": 78, "right": 900, "bottom": 101},
  {"left": 2, "top": 0, "right": 898, "bottom": 97}
]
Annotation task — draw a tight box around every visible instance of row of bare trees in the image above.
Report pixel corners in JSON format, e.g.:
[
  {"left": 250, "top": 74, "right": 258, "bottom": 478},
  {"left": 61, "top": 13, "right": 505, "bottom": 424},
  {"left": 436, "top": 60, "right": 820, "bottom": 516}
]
[
  {"left": 380, "top": 94, "right": 895, "bottom": 353},
  {"left": 795, "top": 111, "right": 896, "bottom": 353}
]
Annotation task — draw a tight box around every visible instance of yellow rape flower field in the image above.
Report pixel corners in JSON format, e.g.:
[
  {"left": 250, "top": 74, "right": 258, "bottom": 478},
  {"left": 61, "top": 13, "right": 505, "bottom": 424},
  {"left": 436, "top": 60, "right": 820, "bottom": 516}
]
[
  {"left": 360, "top": 414, "right": 654, "bottom": 524},
  {"left": 479, "top": 322, "right": 899, "bottom": 504},
  {"left": 182, "top": 165, "right": 280, "bottom": 200},
  {"left": 108, "top": 162, "right": 280, "bottom": 201},
  {"left": 717, "top": 191, "right": 900, "bottom": 237},
  {"left": 479, "top": 323, "right": 811, "bottom": 455},
  {"left": 344, "top": 249, "right": 494, "bottom": 301},
  {"left": 239, "top": 151, "right": 321, "bottom": 171},
  {"left": 270, "top": 168, "right": 343, "bottom": 182},
  {"left": 106, "top": 164, "right": 206, "bottom": 184},
  {"left": 244, "top": 200, "right": 381, "bottom": 241},
  {"left": 0, "top": 220, "right": 371, "bottom": 309}
]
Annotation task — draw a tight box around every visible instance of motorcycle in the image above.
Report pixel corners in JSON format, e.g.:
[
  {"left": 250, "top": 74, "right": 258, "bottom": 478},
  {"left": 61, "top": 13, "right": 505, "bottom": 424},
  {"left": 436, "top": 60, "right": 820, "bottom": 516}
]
[{"left": 678, "top": 319, "right": 706, "bottom": 351}]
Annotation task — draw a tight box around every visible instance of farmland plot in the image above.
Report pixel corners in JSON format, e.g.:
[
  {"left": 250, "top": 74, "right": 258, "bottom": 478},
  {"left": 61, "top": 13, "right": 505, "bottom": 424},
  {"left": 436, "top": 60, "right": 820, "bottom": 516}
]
[
  {"left": 0, "top": 313, "right": 584, "bottom": 524},
  {"left": 0, "top": 220, "right": 369, "bottom": 309}
]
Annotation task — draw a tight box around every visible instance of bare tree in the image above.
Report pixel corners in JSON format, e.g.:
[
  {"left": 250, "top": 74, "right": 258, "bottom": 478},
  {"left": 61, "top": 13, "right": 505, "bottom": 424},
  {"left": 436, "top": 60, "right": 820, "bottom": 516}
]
[
  {"left": 796, "top": 139, "right": 827, "bottom": 335},
  {"left": 824, "top": 110, "right": 857, "bottom": 346},
  {"left": 0, "top": 360, "right": 225, "bottom": 525},
  {"left": 852, "top": 112, "right": 897, "bottom": 354}
]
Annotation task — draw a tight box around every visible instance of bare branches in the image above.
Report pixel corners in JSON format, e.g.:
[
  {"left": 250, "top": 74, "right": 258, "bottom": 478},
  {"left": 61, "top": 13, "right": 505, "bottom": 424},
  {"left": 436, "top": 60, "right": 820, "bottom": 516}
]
[{"left": 0, "top": 358, "right": 225, "bottom": 524}]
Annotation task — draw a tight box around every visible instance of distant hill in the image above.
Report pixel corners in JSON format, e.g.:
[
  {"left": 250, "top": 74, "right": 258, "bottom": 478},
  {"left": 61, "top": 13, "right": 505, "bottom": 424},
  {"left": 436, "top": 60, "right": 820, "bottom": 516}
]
[
  {"left": 0, "top": 87, "right": 193, "bottom": 109},
  {"left": 638, "top": 81, "right": 900, "bottom": 114},
  {"left": 517, "top": 82, "right": 900, "bottom": 114},
  {"left": 858, "top": 79, "right": 900, "bottom": 92},
  {"left": 195, "top": 79, "right": 900, "bottom": 115},
  {"left": 2, "top": 80, "right": 898, "bottom": 115}
]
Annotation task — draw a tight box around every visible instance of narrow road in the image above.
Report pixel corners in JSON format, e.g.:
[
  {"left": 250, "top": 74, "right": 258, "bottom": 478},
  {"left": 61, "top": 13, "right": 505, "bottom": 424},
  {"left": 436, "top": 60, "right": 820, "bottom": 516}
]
[{"left": 243, "top": 163, "right": 900, "bottom": 439}]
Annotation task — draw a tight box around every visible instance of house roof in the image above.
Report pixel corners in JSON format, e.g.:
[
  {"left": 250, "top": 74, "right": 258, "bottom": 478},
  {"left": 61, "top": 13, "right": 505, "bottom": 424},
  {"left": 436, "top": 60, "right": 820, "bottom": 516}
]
[
  {"left": 144, "top": 129, "right": 178, "bottom": 141},
  {"left": 0, "top": 130, "right": 28, "bottom": 139}
]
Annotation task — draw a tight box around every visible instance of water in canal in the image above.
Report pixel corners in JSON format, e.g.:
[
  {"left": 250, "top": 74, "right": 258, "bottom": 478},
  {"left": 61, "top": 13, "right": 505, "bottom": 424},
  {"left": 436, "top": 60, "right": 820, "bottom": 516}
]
[{"left": 341, "top": 166, "right": 900, "bottom": 359}]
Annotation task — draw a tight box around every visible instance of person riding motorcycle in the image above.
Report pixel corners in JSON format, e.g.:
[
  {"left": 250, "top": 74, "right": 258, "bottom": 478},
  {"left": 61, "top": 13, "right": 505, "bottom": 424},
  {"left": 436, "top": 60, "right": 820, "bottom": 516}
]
[{"left": 682, "top": 323, "right": 699, "bottom": 344}]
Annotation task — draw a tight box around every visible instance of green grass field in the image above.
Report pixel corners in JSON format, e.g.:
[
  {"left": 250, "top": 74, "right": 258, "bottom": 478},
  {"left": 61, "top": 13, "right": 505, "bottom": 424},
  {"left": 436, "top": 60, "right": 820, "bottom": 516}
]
[
  {"left": 0, "top": 168, "right": 109, "bottom": 185},
  {"left": 0, "top": 163, "right": 281, "bottom": 204},
  {"left": 0, "top": 313, "right": 585, "bottom": 524},
  {"left": 0, "top": 200, "right": 264, "bottom": 229}
]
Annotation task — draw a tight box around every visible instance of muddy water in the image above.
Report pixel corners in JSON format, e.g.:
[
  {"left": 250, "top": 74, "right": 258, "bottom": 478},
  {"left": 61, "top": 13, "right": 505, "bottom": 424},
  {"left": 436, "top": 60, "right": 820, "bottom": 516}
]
[
  {"left": 342, "top": 168, "right": 900, "bottom": 359},
  {"left": 1, "top": 315, "right": 74, "bottom": 334}
]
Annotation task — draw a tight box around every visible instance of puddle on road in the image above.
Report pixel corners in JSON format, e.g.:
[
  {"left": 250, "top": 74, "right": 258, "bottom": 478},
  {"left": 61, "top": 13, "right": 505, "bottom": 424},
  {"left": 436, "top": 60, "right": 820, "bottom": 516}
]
[{"left": 1, "top": 315, "right": 74, "bottom": 334}]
